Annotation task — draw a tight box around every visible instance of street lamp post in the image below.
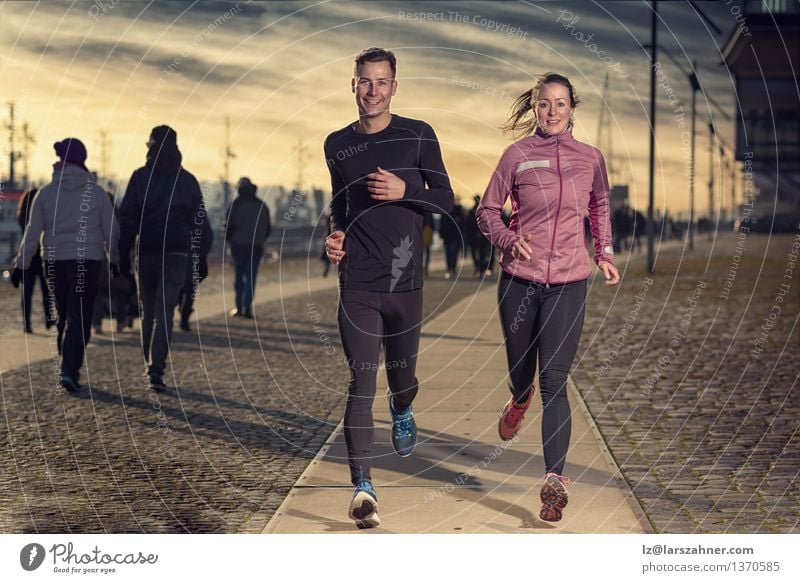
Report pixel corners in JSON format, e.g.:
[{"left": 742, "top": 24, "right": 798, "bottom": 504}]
[
  {"left": 708, "top": 121, "right": 716, "bottom": 240},
  {"left": 689, "top": 64, "right": 699, "bottom": 251},
  {"left": 647, "top": 1, "right": 657, "bottom": 274}
]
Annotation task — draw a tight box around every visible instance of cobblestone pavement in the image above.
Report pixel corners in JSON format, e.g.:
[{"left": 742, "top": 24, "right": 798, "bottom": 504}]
[
  {"left": 0, "top": 266, "right": 485, "bottom": 533},
  {"left": 3, "top": 233, "right": 797, "bottom": 534},
  {"left": 0, "top": 256, "right": 316, "bottom": 337},
  {"left": 571, "top": 232, "right": 799, "bottom": 533}
]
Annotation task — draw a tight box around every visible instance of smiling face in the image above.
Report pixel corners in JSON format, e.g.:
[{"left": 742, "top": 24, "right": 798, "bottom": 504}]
[
  {"left": 352, "top": 59, "right": 397, "bottom": 120},
  {"left": 535, "top": 82, "right": 573, "bottom": 135}
]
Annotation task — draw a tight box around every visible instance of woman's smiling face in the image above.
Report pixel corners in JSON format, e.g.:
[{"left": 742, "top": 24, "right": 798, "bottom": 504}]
[{"left": 535, "top": 82, "right": 573, "bottom": 135}]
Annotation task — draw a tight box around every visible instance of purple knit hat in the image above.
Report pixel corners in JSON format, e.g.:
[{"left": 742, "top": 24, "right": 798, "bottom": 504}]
[{"left": 53, "top": 138, "right": 88, "bottom": 166}]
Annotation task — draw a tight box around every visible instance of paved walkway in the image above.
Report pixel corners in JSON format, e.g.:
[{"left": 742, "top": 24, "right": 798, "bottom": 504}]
[
  {"left": 264, "top": 283, "right": 651, "bottom": 534},
  {"left": 2, "top": 233, "right": 796, "bottom": 534},
  {"left": 0, "top": 255, "right": 477, "bottom": 533}
]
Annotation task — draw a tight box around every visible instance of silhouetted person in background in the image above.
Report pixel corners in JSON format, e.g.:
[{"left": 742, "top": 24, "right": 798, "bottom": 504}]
[
  {"left": 16, "top": 187, "right": 55, "bottom": 333},
  {"left": 612, "top": 203, "right": 632, "bottom": 252},
  {"left": 320, "top": 210, "right": 332, "bottom": 277},
  {"left": 111, "top": 268, "right": 138, "bottom": 333},
  {"left": 91, "top": 190, "right": 117, "bottom": 335},
  {"left": 422, "top": 212, "right": 434, "bottom": 276},
  {"left": 468, "top": 195, "right": 491, "bottom": 276},
  {"left": 118, "top": 125, "right": 204, "bottom": 391},
  {"left": 12, "top": 138, "right": 118, "bottom": 392},
  {"left": 224, "top": 177, "right": 271, "bottom": 318},
  {"left": 179, "top": 209, "right": 213, "bottom": 332},
  {"left": 439, "top": 203, "right": 464, "bottom": 279},
  {"left": 632, "top": 208, "right": 646, "bottom": 253}
]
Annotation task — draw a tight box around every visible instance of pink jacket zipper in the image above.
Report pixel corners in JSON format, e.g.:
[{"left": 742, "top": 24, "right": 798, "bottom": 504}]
[{"left": 546, "top": 135, "right": 564, "bottom": 287}]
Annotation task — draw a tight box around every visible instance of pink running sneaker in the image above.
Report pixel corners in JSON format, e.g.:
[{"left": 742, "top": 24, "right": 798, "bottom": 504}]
[
  {"left": 539, "top": 473, "right": 571, "bottom": 522},
  {"left": 497, "top": 385, "right": 535, "bottom": 441}
]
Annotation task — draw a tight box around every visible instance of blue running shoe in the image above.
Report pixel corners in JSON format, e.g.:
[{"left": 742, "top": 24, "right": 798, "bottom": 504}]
[
  {"left": 388, "top": 392, "right": 417, "bottom": 457},
  {"left": 348, "top": 480, "right": 380, "bottom": 529}
]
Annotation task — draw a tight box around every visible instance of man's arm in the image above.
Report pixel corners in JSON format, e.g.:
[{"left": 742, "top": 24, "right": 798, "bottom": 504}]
[
  {"left": 324, "top": 137, "right": 348, "bottom": 234},
  {"left": 117, "top": 171, "right": 141, "bottom": 273},
  {"left": 99, "top": 189, "right": 120, "bottom": 264},
  {"left": 402, "top": 123, "right": 454, "bottom": 213}
]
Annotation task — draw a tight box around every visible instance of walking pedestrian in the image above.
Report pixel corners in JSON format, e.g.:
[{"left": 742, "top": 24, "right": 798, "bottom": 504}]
[
  {"left": 467, "top": 196, "right": 492, "bottom": 276},
  {"left": 178, "top": 209, "right": 213, "bottom": 332},
  {"left": 324, "top": 47, "right": 454, "bottom": 528},
  {"left": 439, "top": 203, "right": 464, "bottom": 279},
  {"left": 224, "top": 177, "right": 271, "bottom": 318},
  {"left": 477, "top": 72, "right": 619, "bottom": 522},
  {"left": 422, "top": 212, "right": 434, "bottom": 276},
  {"left": 11, "top": 138, "right": 119, "bottom": 392},
  {"left": 118, "top": 125, "right": 204, "bottom": 391}
]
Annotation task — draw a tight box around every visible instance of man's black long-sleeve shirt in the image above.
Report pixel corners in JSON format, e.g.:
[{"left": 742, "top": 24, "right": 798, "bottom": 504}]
[{"left": 324, "top": 114, "right": 454, "bottom": 292}]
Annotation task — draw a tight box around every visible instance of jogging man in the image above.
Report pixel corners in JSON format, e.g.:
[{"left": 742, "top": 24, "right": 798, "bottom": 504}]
[{"left": 324, "top": 47, "right": 454, "bottom": 528}]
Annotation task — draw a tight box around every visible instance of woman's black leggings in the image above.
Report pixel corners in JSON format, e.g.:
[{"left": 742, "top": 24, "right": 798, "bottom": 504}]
[
  {"left": 338, "top": 288, "right": 423, "bottom": 485},
  {"left": 497, "top": 272, "right": 586, "bottom": 475}
]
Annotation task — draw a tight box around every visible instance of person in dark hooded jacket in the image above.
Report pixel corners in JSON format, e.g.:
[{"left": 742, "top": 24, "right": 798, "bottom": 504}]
[
  {"left": 224, "top": 177, "right": 271, "bottom": 318},
  {"left": 118, "top": 125, "right": 204, "bottom": 391}
]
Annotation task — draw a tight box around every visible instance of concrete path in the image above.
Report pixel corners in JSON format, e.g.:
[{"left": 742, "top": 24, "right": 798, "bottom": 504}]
[{"left": 264, "top": 284, "right": 652, "bottom": 534}]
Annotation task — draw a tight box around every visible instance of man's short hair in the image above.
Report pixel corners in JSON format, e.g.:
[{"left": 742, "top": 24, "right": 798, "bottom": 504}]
[{"left": 353, "top": 47, "right": 397, "bottom": 78}]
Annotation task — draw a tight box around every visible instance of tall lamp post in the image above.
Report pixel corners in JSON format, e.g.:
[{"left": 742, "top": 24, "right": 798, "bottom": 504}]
[
  {"left": 645, "top": 0, "right": 724, "bottom": 266},
  {"left": 647, "top": 2, "right": 657, "bottom": 274}
]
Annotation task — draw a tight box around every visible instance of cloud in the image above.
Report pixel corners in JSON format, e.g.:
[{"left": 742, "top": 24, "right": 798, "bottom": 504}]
[{"left": 0, "top": 0, "right": 746, "bottom": 214}]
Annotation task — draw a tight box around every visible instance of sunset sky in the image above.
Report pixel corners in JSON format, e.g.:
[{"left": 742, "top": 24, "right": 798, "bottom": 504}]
[{"left": 1, "top": 0, "right": 744, "bottom": 216}]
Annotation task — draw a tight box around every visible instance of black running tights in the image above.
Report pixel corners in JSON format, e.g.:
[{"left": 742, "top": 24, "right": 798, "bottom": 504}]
[
  {"left": 497, "top": 272, "right": 586, "bottom": 475},
  {"left": 338, "top": 288, "right": 422, "bottom": 485}
]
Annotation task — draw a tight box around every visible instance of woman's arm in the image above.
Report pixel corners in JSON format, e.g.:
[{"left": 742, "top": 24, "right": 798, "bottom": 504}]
[
  {"left": 476, "top": 149, "right": 518, "bottom": 254},
  {"left": 588, "top": 150, "right": 619, "bottom": 285},
  {"left": 588, "top": 150, "right": 615, "bottom": 266}
]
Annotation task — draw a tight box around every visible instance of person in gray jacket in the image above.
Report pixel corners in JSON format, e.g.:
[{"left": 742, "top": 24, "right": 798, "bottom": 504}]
[
  {"left": 224, "top": 177, "right": 271, "bottom": 318},
  {"left": 11, "top": 138, "right": 119, "bottom": 392}
]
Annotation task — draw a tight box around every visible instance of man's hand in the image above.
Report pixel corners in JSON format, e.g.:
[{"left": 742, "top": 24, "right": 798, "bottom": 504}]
[
  {"left": 10, "top": 268, "right": 23, "bottom": 288},
  {"left": 598, "top": 261, "right": 620, "bottom": 286},
  {"left": 325, "top": 230, "right": 346, "bottom": 265},
  {"left": 367, "top": 167, "right": 406, "bottom": 201}
]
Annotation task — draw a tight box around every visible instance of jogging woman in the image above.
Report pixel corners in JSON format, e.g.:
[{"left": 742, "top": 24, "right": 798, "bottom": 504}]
[{"left": 477, "top": 72, "right": 620, "bottom": 522}]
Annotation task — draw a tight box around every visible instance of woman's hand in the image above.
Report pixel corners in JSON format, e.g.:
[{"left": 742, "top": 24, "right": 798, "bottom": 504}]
[
  {"left": 598, "top": 261, "right": 620, "bottom": 286},
  {"left": 510, "top": 234, "right": 533, "bottom": 261},
  {"left": 325, "top": 230, "right": 346, "bottom": 265}
]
